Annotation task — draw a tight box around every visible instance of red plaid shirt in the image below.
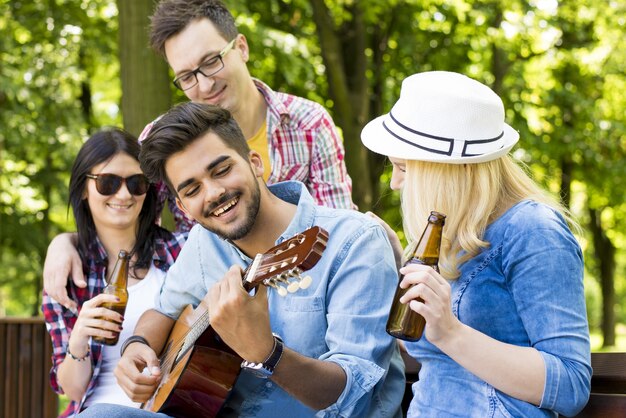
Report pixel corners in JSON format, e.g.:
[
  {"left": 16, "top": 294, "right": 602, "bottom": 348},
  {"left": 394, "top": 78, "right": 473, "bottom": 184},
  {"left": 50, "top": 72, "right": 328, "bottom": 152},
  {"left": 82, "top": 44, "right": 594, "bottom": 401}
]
[
  {"left": 139, "top": 79, "right": 355, "bottom": 232},
  {"left": 42, "top": 227, "right": 186, "bottom": 417}
]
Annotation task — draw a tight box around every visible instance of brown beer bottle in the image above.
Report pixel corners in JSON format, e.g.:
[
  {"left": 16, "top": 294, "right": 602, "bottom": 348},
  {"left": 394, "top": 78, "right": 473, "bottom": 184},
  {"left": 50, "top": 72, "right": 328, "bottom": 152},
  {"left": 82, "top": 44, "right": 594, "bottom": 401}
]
[
  {"left": 93, "top": 250, "right": 129, "bottom": 345},
  {"left": 386, "top": 211, "right": 446, "bottom": 341}
]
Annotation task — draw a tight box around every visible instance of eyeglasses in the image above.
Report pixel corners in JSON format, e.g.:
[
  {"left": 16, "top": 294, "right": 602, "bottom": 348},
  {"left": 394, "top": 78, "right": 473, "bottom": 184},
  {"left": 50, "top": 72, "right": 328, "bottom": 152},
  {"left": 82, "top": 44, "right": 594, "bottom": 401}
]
[
  {"left": 172, "top": 39, "right": 236, "bottom": 91},
  {"left": 86, "top": 173, "right": 150, "bottom": 196}
]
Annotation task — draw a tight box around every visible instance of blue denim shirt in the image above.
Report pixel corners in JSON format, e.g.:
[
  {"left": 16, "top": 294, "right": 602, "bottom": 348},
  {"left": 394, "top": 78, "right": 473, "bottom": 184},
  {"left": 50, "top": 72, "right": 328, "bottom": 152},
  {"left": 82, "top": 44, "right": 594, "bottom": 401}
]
[
  {"left": 155, "top": 181, "right": 404, "bottom": 418},
  {"left": 406, "top": 200, "right": 591, "bottom": 418}
]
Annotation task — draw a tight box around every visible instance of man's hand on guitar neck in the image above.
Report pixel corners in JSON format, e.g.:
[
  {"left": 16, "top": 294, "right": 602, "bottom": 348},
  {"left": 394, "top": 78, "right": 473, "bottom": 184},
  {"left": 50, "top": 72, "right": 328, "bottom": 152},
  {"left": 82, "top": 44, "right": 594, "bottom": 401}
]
[
  {"left": 207, "top": 265, "right": 275, "bottom": 363},
  {"left": 208, "top": 265, "right": 347, "bottom": 411}
]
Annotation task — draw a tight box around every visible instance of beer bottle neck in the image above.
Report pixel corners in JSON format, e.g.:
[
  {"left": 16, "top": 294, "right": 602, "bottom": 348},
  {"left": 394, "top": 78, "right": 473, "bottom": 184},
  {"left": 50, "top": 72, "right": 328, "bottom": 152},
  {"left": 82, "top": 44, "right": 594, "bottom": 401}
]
[
  {"left": 409, "top": 222, "right": 443, "bottom": 266},
  {"left": 107, "top": 252, "right": 129, "bottom": 289}
]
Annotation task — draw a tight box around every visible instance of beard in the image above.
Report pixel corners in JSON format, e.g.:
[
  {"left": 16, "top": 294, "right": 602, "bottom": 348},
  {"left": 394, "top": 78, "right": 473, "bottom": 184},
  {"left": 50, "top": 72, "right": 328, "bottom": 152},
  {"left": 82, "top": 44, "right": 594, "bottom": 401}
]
[{"left": 199, "top": 179, "right": 261, "bottom": 241}]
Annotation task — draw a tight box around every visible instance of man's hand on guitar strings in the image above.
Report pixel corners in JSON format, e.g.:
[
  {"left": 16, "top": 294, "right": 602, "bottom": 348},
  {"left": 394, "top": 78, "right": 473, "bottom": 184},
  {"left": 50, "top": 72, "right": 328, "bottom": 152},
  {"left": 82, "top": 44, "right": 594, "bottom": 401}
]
[{"left": 114, "top": 340, "right": 162, "bottom": 402}]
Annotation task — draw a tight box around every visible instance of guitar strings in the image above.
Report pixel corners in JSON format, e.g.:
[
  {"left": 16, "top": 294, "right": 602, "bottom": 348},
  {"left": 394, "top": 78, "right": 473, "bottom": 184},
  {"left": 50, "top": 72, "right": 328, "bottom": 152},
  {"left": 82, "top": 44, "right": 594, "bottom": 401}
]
[
  {"left": 156, "top": 238, "right": 321, "bottom": 371},
  {"left": 156, "top": 258, "right": 297, "bottom": 370}
]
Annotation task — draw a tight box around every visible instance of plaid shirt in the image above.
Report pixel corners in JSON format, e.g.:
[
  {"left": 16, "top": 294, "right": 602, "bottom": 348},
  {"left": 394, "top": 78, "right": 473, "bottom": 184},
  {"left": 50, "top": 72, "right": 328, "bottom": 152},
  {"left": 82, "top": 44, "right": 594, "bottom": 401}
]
[
  {"left": 139, "top": 79, "right": 355, "bottom": 233},
  {"left": 42, "top": 227, "right": 186, "bottom": 417}
]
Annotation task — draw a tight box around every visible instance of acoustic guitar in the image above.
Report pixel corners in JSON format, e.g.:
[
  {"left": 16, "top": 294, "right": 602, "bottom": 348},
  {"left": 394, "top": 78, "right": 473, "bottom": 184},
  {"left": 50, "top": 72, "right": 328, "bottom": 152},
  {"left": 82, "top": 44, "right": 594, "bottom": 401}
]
[{"left": 141, "top": 226, "right": 329, "bottom": 417}]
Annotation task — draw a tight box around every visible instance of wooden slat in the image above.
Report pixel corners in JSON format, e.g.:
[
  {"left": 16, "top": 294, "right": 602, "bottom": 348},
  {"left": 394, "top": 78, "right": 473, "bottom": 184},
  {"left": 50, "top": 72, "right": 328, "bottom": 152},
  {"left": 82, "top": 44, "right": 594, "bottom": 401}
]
[
  {"left": 0, "top": 321, "right": 7, "bottom": 418},
  {"left": 0, "top": 317, "right": 58, "bottom": 418},
  {"left": 5, "top": 322, "right": 18, "bottom": 418},
  {"left": 31, "top": 322, "right": 44, "bottom": 418},
  {"left": 16, "top": 324, "right": 34, "bottom": 417},
  {"left": 589, "top": 352, "right": 626, "bottom": 394},
  {"left": 43, "top": 323, "right": 58, "bottom": 418},
  {"left": 574, "top": 394, "right": 626, "bottom": 418}
]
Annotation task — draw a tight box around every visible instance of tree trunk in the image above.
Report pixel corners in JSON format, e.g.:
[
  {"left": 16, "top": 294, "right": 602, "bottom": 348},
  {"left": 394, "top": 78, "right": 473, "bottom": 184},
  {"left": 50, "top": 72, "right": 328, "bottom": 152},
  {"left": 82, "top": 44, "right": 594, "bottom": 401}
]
[
  {"left": 560, "top": 156, "right": 573, "bottom": 209},
  {"left": 117, "top": 0, "right": 171, "bottom": 136},
  {"left": 588, "top": 206, "right": 617, "bottom": 346},
  {"left": 309, "top": 0, "right": 372, "bottom": 210},
  {"left": 367, "top": 10, "right": 397, "bottom": 210}
]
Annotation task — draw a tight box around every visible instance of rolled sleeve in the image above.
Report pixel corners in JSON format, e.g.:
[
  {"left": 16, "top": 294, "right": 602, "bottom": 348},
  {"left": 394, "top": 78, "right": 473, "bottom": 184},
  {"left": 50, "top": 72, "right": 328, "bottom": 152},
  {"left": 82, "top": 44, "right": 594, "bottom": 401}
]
[
  {"left": 315, "top": 224, "right": 400, "bottom": 416},
  {"left": 317, "top": 356, "right": 386, "bottom": 417},
  {"left": 504, "top": 208, "right": 591, "bottom": 416},
  {"left": 540, "top": 351, "right": 591, "bottom": 416}
]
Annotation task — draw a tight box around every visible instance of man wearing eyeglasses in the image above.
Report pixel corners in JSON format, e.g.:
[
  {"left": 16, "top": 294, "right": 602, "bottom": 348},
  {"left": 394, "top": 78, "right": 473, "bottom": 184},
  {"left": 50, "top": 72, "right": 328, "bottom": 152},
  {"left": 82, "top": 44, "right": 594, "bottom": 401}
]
[
  {"left": 43, "top": 0, "right": 355, "bottom": 312},
  {"left": 143, "top": 0, "right": 355, "bottom": 233}
]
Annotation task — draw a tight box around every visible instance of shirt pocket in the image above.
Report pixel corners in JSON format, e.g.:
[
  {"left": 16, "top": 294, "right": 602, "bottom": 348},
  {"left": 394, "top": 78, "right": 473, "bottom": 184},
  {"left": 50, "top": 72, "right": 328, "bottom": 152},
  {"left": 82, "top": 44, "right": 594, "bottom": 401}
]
[{"left": 277, "top": 296, "right": 327, "bottom": 357}]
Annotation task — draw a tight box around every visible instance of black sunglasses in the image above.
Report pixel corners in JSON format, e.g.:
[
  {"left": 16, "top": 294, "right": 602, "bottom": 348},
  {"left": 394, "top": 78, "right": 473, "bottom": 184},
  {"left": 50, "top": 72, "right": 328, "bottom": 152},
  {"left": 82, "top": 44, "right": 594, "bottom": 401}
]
[{"left": 86, "top": 173, "right": 150, "bottom": 196}]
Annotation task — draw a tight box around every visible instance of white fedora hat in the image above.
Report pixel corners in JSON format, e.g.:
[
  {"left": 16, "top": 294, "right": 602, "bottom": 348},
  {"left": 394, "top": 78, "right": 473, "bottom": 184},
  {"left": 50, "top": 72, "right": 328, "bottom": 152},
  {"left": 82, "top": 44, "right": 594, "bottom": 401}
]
[{"left": 361, "top": 71, "right": 519, "bottom": 164}]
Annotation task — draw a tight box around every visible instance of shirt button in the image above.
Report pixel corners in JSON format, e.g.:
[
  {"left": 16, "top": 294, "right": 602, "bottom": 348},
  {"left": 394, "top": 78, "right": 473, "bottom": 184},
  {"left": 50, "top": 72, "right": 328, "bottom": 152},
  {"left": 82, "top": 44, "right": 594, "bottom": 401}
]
[{"left": 266, "top": 382, "right": 273, "bottom": 388}]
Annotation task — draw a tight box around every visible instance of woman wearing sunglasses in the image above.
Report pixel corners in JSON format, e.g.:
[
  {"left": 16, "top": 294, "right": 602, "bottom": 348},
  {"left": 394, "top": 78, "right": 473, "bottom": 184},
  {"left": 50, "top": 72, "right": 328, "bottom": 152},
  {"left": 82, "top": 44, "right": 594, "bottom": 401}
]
[{"left": 42, "top": 128, "right": 186, "bottom": 417}]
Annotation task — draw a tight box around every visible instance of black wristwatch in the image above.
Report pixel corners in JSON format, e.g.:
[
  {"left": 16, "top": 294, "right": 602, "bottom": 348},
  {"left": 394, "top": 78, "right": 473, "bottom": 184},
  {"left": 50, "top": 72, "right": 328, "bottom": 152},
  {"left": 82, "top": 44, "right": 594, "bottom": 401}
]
[{"left": 240, "top": 334, "right": 284, "bottom": 379}]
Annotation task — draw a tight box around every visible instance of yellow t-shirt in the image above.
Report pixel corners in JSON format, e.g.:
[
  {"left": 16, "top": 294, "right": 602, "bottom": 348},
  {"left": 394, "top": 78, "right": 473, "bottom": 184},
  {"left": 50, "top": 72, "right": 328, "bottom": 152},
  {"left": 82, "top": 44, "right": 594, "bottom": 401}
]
[{"left": 247, "top": 120, "right": 270, "bottom": 182}]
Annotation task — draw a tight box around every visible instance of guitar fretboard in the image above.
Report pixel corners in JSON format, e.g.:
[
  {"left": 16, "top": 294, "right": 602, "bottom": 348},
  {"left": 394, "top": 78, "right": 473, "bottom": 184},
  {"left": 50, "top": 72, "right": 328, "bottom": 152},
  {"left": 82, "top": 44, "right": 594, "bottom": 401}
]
[
  {"left": 177, "top": 311, "right": 210, "bottom": 362},
  {"left": 175, "top": 254, "right": 264, "bottom": 363}
]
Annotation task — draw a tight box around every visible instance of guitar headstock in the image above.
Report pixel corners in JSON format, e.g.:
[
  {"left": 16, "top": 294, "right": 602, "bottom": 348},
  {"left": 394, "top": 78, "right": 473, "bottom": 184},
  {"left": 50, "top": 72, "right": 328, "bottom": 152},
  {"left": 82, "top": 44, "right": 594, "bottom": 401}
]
[{"left": 243, "top": 226, "right": 329, "bottom": 296}]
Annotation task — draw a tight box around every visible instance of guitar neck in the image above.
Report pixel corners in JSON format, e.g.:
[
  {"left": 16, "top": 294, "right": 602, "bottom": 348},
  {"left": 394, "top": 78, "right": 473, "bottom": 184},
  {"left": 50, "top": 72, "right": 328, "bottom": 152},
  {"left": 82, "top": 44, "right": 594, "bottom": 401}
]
[{"left": 242, "top": 253, "right": 263, "bottom": 292}]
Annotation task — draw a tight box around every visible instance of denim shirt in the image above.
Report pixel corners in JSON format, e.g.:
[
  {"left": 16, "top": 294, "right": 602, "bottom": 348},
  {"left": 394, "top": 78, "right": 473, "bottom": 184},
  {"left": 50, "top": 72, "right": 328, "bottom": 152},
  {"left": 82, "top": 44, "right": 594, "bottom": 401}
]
[
  {"left": 406, "top": 200, "right": 591, "bottom": 418},
  {"left": 155, "top": 181, "right": 404, "bottom": 418}
]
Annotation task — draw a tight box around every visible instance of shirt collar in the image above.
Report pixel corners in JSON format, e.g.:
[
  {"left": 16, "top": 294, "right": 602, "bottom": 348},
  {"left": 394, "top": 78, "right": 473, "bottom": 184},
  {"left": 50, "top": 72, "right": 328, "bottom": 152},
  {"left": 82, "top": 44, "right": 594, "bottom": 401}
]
[
  {"left": 266, "top": 181, "right": 317, "bottom": 244},
  {"left": 253, "top": 78, "right": 291, "bottom": 125}
]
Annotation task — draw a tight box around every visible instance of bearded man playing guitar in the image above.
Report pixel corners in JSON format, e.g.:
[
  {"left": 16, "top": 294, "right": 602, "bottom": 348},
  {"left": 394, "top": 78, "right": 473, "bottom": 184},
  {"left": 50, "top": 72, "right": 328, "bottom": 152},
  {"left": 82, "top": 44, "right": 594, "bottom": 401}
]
[{"left": 77, "top": 103, "right": 404, "bottom": 418}]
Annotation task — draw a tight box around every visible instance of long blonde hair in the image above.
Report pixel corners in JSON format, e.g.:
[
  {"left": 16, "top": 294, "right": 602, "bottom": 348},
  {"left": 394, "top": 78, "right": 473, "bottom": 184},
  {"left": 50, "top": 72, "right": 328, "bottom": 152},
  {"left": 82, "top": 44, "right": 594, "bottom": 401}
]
[{"left": 401, "top": 155, "right": 575, "bottom": 279}]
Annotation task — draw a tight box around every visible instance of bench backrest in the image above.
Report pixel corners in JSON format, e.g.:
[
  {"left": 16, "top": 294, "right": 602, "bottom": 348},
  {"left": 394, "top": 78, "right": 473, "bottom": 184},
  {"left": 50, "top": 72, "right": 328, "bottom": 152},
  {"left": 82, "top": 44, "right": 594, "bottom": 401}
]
[
  {"left": 0, "top": 317, "right": 58, "bottom": 418},
  {"left": 571, "top": 352, "right": 626, "bottom": 418}
]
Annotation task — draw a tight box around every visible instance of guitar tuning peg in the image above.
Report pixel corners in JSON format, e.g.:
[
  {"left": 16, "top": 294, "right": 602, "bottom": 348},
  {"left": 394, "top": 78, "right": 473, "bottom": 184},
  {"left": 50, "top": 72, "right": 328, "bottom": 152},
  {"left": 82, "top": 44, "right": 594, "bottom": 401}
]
[
  {"left": 299, "top": 275, "right": 313, "bottom": 289},
  {"left": 264, "top": 278, "right": 288, "bottom": 297},
  {"left": 287, "top": 281, "right": 300, "bottom": 293}
]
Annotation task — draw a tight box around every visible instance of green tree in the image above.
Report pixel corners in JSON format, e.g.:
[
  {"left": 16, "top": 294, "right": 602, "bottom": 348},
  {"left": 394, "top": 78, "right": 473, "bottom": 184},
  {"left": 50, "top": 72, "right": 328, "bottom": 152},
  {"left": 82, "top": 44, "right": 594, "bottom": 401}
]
[
  {"left": 117, "top": 0, "right": 171, "bottom": 137},
  {"left": 0, "top": 0, "right": 121, "bottom": 315},
  {"left": 1, "top": 0, "right": 624, "bottom": 349}
]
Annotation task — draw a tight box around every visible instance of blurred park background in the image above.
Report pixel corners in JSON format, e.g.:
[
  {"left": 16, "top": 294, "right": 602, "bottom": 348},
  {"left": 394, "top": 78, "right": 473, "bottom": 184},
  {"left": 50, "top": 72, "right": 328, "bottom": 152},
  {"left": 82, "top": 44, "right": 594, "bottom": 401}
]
[{"left": 0, "top": 0, "right": 625, "bottom": 350}]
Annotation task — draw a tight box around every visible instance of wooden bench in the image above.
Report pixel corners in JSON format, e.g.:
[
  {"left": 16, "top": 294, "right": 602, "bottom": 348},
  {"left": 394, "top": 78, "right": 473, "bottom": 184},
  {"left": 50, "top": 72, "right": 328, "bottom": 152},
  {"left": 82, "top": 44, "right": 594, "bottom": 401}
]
[
  {"left": 402, "top": 350, "right": 626, "bottom": 417},
  {"left": 0, "top": 317, "right": 58, "bottom": 418},
  {"left": 573, "top": 352, "right": 626, "bottom": 418}
]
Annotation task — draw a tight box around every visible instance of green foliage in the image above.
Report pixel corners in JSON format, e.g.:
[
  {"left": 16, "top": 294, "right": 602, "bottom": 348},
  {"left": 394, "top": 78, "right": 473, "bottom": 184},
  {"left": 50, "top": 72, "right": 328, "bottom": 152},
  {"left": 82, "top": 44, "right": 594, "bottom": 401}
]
[
  {"left": 1, "top": 0, "right": 624, "bottom": 343},
  {"left": 0, "top": 0, "right": 120, "bottom": 315}
]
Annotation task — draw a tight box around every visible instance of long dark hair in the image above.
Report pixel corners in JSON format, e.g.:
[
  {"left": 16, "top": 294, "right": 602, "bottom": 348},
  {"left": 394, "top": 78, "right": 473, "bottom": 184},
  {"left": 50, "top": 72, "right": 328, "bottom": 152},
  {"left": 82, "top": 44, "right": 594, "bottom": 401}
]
[{"left": 69, "top": 128, "right": 158, "bottom": 276}]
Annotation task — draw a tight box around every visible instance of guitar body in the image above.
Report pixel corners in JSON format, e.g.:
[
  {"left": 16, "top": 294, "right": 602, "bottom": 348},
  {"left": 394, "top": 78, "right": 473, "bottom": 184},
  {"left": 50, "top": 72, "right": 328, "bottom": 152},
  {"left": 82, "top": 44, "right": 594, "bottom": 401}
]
[
  {"left": 141, "top": 226, "right": 329, "bottom": 417},
  {"left": 142, "top": 304, "right": 243, "bottom": 417}
]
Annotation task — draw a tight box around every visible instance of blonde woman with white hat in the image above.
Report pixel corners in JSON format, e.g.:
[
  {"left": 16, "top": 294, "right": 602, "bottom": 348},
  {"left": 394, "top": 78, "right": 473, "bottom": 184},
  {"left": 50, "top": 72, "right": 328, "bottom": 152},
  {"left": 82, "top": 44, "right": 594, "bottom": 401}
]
[{"left": 362, "top": 71, "right": 591, "bottom": 417}]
